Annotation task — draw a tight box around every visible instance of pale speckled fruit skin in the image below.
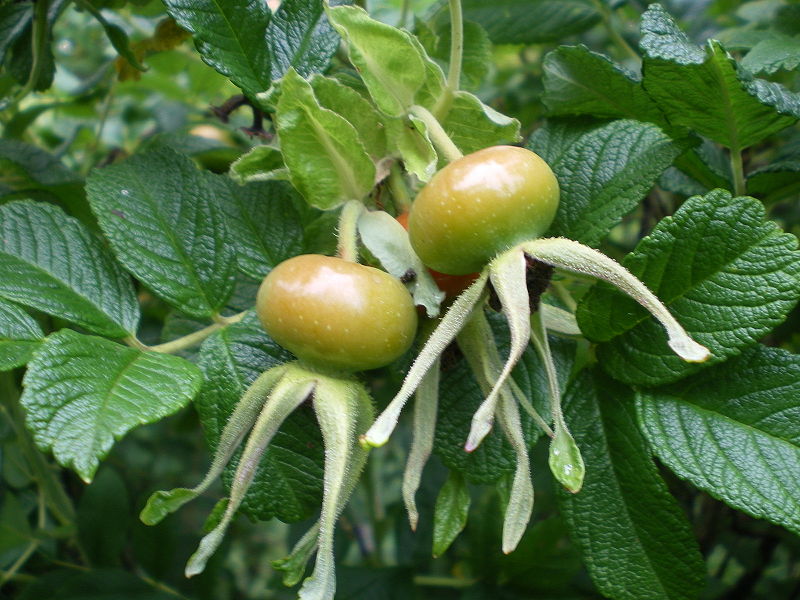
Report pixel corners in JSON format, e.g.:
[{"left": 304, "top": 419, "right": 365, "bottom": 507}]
[
  {"left": 408, "top": 146, "right": 560, "bottom": 275},
  {"left": 256, "top": 255, "right": 418, "bottom": 371}
]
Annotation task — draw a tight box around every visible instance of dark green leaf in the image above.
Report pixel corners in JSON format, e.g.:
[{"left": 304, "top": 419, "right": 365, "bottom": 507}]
[
  {"left": 0, "top": 491, "right": 32, "bottom": 558},
  {"left": 196, "top": 313, "right": 324, "bottom": 522},
  {"left": 640, "top": 4, "right": 800, "bottom": 150},
  {"left": 639, "top": 345, "right": 800, "bottom": 536},
  {"left": 276, "top": 69, "right": 375, "bottom": 209},
  {"left": 86, "top": 148, "right": 237, "bottom": 319},
  {"left": 21, "top": 329, "right": 202, "bottom": 482},
  {"left": 530, "top": 119, "right": 681, "bottom": 246},
  {"left": 0, "top": 201, "right": 139, "bottom": 338},
  {"left": 747, "top": 159, "right": 800, "bottom": 204},
  {"left": 577, "top": 189, "right": 800, "bottom": 385},
  {"left": 0, "top": 3, "right": 32, "bottom": 64},
  {"left": 77, "top": 467, "right": 129, "bottom": 566},
  {"left": 0, "top": 298, "right": 43, "bottom": 371},
  {"left": 542, "top": 45, "right": 666, "bottom": 125},
  {"left": 163, "top": 0, "right": 271, "bottom": 95},
  {"left": 458, "top": 0, "right": 600, "bottom": 44},
  {"left": 17, "top": 568, "right": 176, "bottom": 600},
  {"left": 432, "top": 471, "right": 470, "bottom": 557},
  {"left": 559, "top": 370, "right": 705, "bottom": 600},
  {"left": 267, "top": 0, "right": 339, "bottom": 79},
  {"left": 215, "top": 179, "right": 304, "bottom": 280}
]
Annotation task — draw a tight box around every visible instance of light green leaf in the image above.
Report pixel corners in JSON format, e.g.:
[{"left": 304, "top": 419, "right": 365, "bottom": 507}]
[
  {"left": 530, "top": 119, "right": 681, "bottom": 246},
  {"left": 327, "top": 5, "right": 426, "bottom": 117},
  {"left": 639, "top": 345, "right": 800, "bottom": 536},
  {"left": 560, "top": 370, "right": 706, "bottom": 600},
  {"left": 416, "top": 17, "right": 492, "bottom": 91},
  {"left": 163, "top": 0, "right": 271, "bottom": 96},
  {"left": 310, "top": 74, "right": 388, "bottom": 160},
  {"left": 432, "top": 471, "right": 470, "bottom": 557},
  {"left": 0, "top": 201, "right": 139, "bottom": 338},
  {"left": 0, "top": 298, "right": 43, "bottom": 371},
  {"left": 86, "top": 148, "right": 237, "bottom": 319},
  {"left": 577, "top": 189, "right": 800, "bottom": 385},
  {"left": 21, "top": 330, "right": 202, "bottom": 483},
  {"left": 276, "top": 69, "right": 375, "bottom": 209},
  {"left": 442, "top": 91, "right": 521, "bottom": 158},
  {"left": 229, "top": 145, "right": 290, "bottom": 184},
  {"left": 384, "top": 115, "right": 437, "bottom": 182},
  {"left": 640, "top": 4, "right": 800, "bottom": 149}
]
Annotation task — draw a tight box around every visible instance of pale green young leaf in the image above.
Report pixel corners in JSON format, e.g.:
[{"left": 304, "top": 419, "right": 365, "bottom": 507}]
[
  {"left": 21, "top": 330, "right": 202, "bottom": 483},
  {"left": 641, "top": 4, "right": 800, "bottom": 149},
  {"left": 86, "top": 148, "right": 237, "bottom": 319},
  {"left": 0, "top": 201, "right": 139, "bottom": 338},
  {"left": 276, "top": 69, "right": 375, "bottom": 209},
  {"left": 560, "top": 370, "right": 705, "bottom": 600},
  {"left": 639, "top": 345, "right": 800, "bottom": 537},
  {"left": 741, "top": 34, "right": 800, "bottom": 74},
  {"left": 384, "top": 115, "right": 437, "bottom": 182},
  {"left": 432, "top": 471, "right": 470, "bottom": 557},
  {"left": 229, "top": 145, "right": 290, "bottom": 184},
  {"left": 326, "top": 5, "right": 426, "bottom": 117},
  {"left": 442, "top": 91, "right": 521, "bottom": 158},
  {"left": 577, "top": 189, "right": 800, "bottom": 385}
]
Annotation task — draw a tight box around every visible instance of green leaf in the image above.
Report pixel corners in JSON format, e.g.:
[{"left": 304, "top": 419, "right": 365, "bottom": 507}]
[
  {"left": 741, "top": 34, "right": 800, "bottom": 75},
  {"left": 327, "top": 5, "right": 426, "bottom": 117},
  {"left": 559, "top": 370, "right": 706, "bottom": 600},
  {"left": 77, "top": 467, "right": 129, "bottom": 567},
  {"left": 384, "top": 115, "right": 437, "bottom": 182},
  {"left": 457, "top": 0, "right": 600, "bottom": 44},
  {"left": 0, "top": 201, "right": 139, "bottom": 338},
  {"left": 0, "top": 139, "right": 88, "bottom": 220},
  {"left": 310, "top": 74, "right": 388, "bottom": 160},
  {"left": 442, "top": 91, "right": 521, "bottom": 158},
  {"left": 0, "top": 298, "right": 43, "bottom": 371},
  {"left": 638, "top": 345, "right": 800, "bottom": 536},
  {"left": 163, "top": 0, "right": 272, "bottom": 95},
  {"left": 432, "top": 471, "right": 470, "bottom": 557},
  {"left": 0, "top": 3, "right": 32, "bottom": 64},
  {"left": 747, "top": 159, "right": 800, "bottom": 203},
  {"left": 417, "top": 17, "right": 492, "bottom": 91},
  {"left": 229, "top": 145, "right": 290, "bottom": 184},
  {"left": 267, "top": 0, "right": 340, "bottom": 79},
  {"left": 195, "top": 313, "right": 324, "bottom": 522},
  {"left": 529, "top": 119, "right": 681, "bottom": 246},
  {"left": 81, "top": 1, "right": 146, "bottom": 72},
  {"left": 640, "top": 4, "right": 800, "bottom": 150},
  {"left": 542, "top": 45, "right": 666, "bottom": 125},
  {"left": 0, "top": 491, "right": 32, "bottom": 558},
  {"left": 214, "top": 179, "right": 304, "bottom": 280},
  {"left": 16, "top": 569, "right": 176, "bottom": 600},
  {"left": 577, "top": 189, "right": 800, "bottom": 386},
  {"left": 86, "top": 148, "right": 237, "bottom": 319},
  {"left": 20, "top": 329, "right": 202, "bottom": 483},
  {"left": 276, "top": 69, "right": 375, "bottom": 209}
]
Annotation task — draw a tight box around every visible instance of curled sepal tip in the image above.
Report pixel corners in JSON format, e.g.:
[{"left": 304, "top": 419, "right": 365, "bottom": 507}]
[
  {"left": 299, "top": 378, "right": 372, "bottom": 600},
  {"left": 363, "top": 270, "right": 489, "bottom": 447},
  {"left": 185, "top": 375, "right": 315, "bottom": 577},
  {"left": 549, "top": 426, "right": 585, "bottom": 494},
  {"left": 402, "top": 358, "right": 440, "bottom": 530},
  {"left": 140, "top": 365, "right": 288, "bottom": 526},
  {"left": 521, "top": 238, "right": 711, "bottom": 363}
]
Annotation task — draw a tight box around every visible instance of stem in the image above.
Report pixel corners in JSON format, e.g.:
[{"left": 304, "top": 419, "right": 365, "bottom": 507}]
[
  {"left": 0, "top": 0, "right": 50, "bottom": 113},
  {"left": 146, "top": 311, "right": 247, "bottom": 354},
  {"left": 336, "top": 200, "right": 364, "bottom": 263},
  {"left": 730, "top": 147, "right": 746, "bottom": 196},
  {"left": 388, "top": 164, "right": 412, "bottom": 212},
  {"left": 398, "top": 0, "right": 411, "bottom": 29},
  {"left": 432, "top": 0, "right": 463, "bottom": 118},
  {"left": 593, "top": 0, "right": 639, "bottom": 61},
  {"left": 414, "top": 575, "right": 478, "bottom": 588},
  {"left": 551, "top": 281, "right": 577, "bottom": 312},
  {"left": 409, "top": 105, "right": 463, "bottom": 163}
]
